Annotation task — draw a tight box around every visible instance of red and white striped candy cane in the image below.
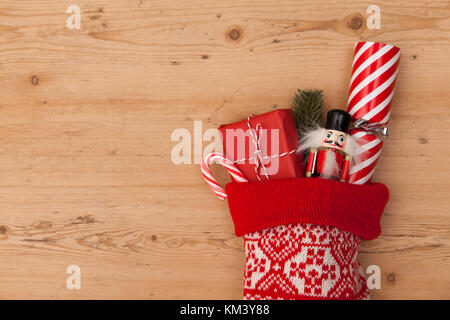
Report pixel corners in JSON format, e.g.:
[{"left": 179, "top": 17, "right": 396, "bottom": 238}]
[
  {"left": 347, "top": 42, "right": 401, "bottom": 184},
  {"left": 201, "top": 152, "right": 248, "bottom": 200}
]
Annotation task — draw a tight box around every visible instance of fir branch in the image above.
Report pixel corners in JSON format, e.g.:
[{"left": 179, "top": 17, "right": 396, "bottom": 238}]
[{"left": 291, "top": 89, "right": 324, "bottom": 132}]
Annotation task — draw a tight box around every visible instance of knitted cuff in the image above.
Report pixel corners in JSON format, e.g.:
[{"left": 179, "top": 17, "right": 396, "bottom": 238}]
[{"left": 225, "top": 178, "right": 389, "bottom": 240}]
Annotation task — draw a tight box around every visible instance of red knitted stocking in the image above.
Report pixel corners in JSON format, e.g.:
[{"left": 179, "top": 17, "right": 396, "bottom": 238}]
[
  {"left": 243, "top": 223, "right": 368, "bottom": 300},
  {"left": 225, "top": 178, "right": 389, "bottom": 300}
]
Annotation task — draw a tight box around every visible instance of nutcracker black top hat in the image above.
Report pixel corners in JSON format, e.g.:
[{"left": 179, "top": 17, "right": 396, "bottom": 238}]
[{"left": 325, "top": 109, "right": 351, "bottom": 133}]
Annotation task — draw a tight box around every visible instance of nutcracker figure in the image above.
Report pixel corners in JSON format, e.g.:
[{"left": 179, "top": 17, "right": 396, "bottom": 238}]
[{"left": 298, "top": 109, "right": 358, "bottom": 183}]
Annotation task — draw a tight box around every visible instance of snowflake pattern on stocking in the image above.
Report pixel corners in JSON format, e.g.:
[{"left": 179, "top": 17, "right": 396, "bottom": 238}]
[{"left": 243, "top": 223, "right": 370, "bottom": 300}]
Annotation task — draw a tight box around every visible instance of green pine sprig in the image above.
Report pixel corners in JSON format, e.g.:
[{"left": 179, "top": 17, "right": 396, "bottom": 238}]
[{"left": 291, "top": 89, "right": 324, "bottom": 133}]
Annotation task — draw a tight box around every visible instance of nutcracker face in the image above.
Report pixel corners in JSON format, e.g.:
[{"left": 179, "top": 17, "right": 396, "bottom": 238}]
[{"left": 321, "top": 129, "right": 347, "bottom": 151}]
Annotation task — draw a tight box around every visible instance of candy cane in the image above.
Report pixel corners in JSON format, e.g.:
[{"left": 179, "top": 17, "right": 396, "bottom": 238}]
[{"left": 201, "top": 152, "right": 248, "bottom": 200}]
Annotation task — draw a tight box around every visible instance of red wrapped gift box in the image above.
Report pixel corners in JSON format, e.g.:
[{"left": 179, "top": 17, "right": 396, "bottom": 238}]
[{"left": 218, "top": 109, "right": 304, "bottom": 181}]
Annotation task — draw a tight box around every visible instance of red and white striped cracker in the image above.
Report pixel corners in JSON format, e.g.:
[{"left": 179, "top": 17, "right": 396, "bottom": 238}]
[
  {"left": 347, "top": 42, "right": 400, "bottom": 124},
  {"left": 347, "top": 42, "right": 400, "bottom": 184},
  {"left": 348, "top": 129, "right": 383, "bottom": 185},
  {"left": 201, "top": 152, "right": 248, "bottom": 200}
]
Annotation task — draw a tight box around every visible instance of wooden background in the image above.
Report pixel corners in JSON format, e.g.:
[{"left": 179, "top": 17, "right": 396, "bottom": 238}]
[{"left": 0, "top": 0, "right": 449, "bottom": 299}]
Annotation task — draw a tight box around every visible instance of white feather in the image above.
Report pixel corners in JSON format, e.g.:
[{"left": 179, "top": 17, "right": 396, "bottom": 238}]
[
  {"left": 322, "top": 149, "right": 338, "bottom": 178},
  {"left": 296, "top": 126, "right": 325, "bottom": 153},
  {"left": 343, "top": 134, "right": 365, "bottom": 166}
]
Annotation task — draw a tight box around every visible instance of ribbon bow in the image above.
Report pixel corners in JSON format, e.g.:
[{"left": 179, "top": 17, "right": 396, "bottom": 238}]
[
  {"left": 232, "top": 116, "right": 295, "bottom": 181},
  {"left": 246, "top": 118, "right": 270, "bottom": 180},
  {"left": 353, "top": 118, "right": 389, "bottom": 138}
]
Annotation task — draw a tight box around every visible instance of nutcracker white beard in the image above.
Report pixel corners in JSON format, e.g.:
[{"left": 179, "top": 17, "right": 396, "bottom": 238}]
[{"left": 322, "top": 149, "right": 338, "bottom": 178}]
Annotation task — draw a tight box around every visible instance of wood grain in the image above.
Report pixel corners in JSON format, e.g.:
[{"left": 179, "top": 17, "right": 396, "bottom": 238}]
[{"left": 0, "top": 0, "right": 449, "bottom": 299}]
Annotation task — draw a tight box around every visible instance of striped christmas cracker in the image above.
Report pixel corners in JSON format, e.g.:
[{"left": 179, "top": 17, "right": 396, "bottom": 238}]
[{"left": 347, "top": 42, "right": 401, "bottom": 184}]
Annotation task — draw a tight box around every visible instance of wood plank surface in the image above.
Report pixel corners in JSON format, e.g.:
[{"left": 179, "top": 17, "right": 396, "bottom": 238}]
[{"left": 0, "top": 0, "right": 449, "bottom": 299}]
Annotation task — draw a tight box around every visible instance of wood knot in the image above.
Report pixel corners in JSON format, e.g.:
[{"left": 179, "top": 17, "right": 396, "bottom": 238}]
[
  {"left": 151, "top": 234, "right": 157, "bottom": 241},
  {"left": 418, "top": 137, "right": 428, "bottom": 144},
  {"left": 73, "top": 215, "right": 96, "bottom": 224},
  {"left": 31, "top": 75, "right": 39, "bottom": 86},
  {"left": 32, "top": 220, "right": 52, "bottom": 229},
  {"left": 167, "top": 238, "right": 181, "bottom": 248},
  {"left": 0, "top": 225, "right": 9, "bottom": 234},
  {"left": 387, "top": 273, "right": 396, "bottom": 284},
  {"left": 201, "top": 55, "right": 209, "bottom": 59},
  {"left": 227, "top": 26, "right": 242, "bottom": 43},
  {"left": 347, "top": 14, "right": 364, "bottom": 30},
  {"left": 0, "top": 225, "right": 9, "bottom": 240}
]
